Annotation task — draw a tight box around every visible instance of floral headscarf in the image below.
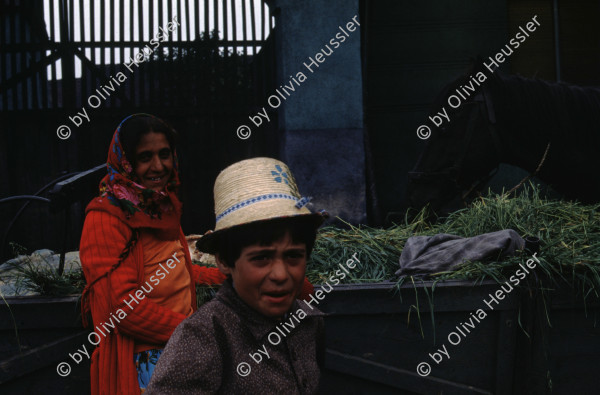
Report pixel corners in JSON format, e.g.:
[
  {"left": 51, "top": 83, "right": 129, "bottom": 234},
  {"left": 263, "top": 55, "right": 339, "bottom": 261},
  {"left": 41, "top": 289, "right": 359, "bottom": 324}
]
[{"left": 98, "top": 114, "right": 182, "bottom": 224}]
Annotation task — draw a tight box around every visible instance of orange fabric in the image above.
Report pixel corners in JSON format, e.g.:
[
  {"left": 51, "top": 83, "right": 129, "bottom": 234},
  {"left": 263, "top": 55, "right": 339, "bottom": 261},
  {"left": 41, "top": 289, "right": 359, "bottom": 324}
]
[
  {"left": 139, "top": 234, "right": 193, "bottom": 317},
  {"left": 135, "top": 234, "right": 193, "bottom": 353},
  {"left": 80, "top": 205, "right": 225, "bottom": 395}
]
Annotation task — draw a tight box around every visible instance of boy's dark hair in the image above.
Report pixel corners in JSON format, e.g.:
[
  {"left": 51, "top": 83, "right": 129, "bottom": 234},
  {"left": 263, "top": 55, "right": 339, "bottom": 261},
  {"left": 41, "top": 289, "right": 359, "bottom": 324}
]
[
  {"left": 215, "top": 216, "right": 319, "bottom": 267},
  {"left": 120, "top": 115, "right": 177, "bottom": 167}
]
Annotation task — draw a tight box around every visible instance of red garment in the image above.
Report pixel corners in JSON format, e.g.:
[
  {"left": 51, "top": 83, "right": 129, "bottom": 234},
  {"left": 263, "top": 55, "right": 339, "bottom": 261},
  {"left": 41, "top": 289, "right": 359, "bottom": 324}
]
[{"left": 80, "top": 201, "right": 226, "bottom": 395}]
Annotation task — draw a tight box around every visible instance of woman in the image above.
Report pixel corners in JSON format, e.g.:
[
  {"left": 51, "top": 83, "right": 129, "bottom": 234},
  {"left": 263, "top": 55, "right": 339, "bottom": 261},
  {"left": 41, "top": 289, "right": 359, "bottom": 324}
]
[
  {"left": 79, "top": 114, "right": 313, "bottom": 394},
  {"left": 79, "top": 113, "right": 225, "bottom": 394}
]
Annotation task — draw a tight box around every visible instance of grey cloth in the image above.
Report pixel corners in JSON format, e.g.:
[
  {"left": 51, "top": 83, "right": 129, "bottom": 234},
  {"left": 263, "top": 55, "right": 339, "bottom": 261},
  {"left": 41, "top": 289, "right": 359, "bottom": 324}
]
[
  {"left": 146, "top": 279, "right": 324, "bottom": 395},
  {"left": 396, "top": 229, "right": 525, "bottom": 276}
]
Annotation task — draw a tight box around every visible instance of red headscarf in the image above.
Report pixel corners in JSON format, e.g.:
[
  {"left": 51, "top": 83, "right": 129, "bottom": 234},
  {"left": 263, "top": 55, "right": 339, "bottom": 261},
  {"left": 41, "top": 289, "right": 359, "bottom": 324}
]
[{"left": 88, "top": 114, "right": 183, "bottom": 238}]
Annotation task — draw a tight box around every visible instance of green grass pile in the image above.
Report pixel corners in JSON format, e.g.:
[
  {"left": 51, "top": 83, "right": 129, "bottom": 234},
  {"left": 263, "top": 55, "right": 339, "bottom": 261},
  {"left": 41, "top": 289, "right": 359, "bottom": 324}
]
[
  {"left": 307, "top": 185, "right": 600, "bottom": 300},
  {"left": 2, "top": 244, "right": 86, "bottom": 296}
]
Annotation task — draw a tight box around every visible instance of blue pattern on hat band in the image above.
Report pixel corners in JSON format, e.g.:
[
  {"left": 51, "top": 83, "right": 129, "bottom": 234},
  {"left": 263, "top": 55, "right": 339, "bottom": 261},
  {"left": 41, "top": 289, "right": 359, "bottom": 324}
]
[
  {"left": 294, "top": 196, "right": 312, "bottom": 209},
  {"left": 216, "top": 193, "right": 306, "bottom": 223}
]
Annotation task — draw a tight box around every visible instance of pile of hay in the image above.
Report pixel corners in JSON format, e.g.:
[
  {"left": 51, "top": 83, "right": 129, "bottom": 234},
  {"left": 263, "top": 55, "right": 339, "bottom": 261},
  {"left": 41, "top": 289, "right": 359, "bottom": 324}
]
[{"left": 307, "top": 186, "right": 600, "bottom": 300}]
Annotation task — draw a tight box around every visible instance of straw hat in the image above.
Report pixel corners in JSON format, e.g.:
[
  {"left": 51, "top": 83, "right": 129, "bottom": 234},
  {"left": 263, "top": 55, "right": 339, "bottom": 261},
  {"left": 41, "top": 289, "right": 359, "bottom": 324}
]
[{"left": 196, "top": 157, "right": 326, "bottom": 253}]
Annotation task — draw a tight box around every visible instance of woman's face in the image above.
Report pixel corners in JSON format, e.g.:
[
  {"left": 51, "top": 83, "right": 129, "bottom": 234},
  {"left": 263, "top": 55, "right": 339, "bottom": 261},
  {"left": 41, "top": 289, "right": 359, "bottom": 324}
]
[{"left": 133, "top": 132, "right": 174, "bottom": 191}]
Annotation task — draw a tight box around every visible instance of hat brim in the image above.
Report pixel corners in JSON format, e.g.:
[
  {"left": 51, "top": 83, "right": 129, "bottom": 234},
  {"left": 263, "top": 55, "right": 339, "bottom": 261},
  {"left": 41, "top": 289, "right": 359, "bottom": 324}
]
[{"left": 196, "top": 212, "right": 327, "bottom": 254}]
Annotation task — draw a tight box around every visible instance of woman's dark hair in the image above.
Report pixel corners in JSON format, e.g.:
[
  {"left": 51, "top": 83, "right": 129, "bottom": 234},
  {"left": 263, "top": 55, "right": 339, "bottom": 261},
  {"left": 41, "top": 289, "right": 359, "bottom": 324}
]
[
  {"left": 119, "top": 115, "right": 177, "bottom": 166},
  {"left": 215, "top": 216, "right": 319, "bottom": 268}
]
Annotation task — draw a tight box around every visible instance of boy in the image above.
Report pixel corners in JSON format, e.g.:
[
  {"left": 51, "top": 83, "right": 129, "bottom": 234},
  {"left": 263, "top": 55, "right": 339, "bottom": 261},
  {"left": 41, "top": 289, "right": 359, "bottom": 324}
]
[{"left": 146, "top": 157, "right": 326, "bottom": 394}]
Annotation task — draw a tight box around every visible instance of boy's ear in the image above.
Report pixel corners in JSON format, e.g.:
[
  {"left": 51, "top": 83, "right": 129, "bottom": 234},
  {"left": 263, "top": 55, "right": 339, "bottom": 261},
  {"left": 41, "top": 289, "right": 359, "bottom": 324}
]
[{"left": 215, "top": 254, "right": 232, "bottom": 275}]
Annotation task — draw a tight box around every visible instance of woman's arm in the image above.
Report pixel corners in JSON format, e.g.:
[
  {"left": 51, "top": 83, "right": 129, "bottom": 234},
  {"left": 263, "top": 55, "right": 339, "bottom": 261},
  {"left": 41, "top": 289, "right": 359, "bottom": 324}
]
[
  {"left": 80, "top": 210, "right": 187, "bottom": 344},
  {"left": 190, "top": 265, "right": 227, "bottom": 286}
]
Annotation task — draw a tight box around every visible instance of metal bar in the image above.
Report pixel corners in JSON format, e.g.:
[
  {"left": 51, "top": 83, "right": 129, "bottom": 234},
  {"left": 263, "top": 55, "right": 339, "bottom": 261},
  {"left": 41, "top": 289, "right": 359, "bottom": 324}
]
[
  {"left": 214, "top": 0, "right": 220, "bottom": 105},
  {"left": 241, "top": 0, "right": 247, "bottom": 65},
  {"left": 230, "top": 0, "right": 236, "bottom": 45},
  {"left": 324, "top": 349, "right": 492, "bottom": 394},
  {"left": 130, "top": 0, "right": 135, "bottom": 105},
  {"left": 0, "top": 50, "right": 62, "bottom": 92},
  {"left": 69, "top": 0, "right": 75, "bottom": 95},
  {"left": 242, "top": 0, "right": 248, "bottom": 56},
  {"left": 167, "top": 0, "right": 173, "bottom": 41},
  {"left": 72, "top": 46, "right": 132, "bottom": 106},
  {"left": 553, "top": 0, "right": 561, "bottom": 82},
  {"left": 0, "top": 196, "right": 52, "bottom": 204},
  {"left": 183, "top": 0, "right": 189, "bottom": 42},
  {"left": 250, "top": 0, "right": 257, "bottom": 104},
  {"left": 204, "top": 0, "right": 209, "bottom": 39},
  {"left": 2, "top": 39, "right": 270, "bottom": 49},
  {"left": 250, "top": 0, "right": 256, "bottom": 56},
  {"left": 183, "top": 0, "right": 190, "bottom": 108},
  {"left": 230, "top": 0, "right": 238, "bottom": 101},
  {"left": 78, "top": 0, "right": 89, "bottom": 108},
  {"left": 0, "top": 171, "right": 78, "bottom": 263},
  {"left": 49, "top": 0, "right": 58, "bottom": 107},
  {"left": 58, "top": 209, "right": 69, "bottom": 275},
  {"left": 37, "top": 42, "right": 50, "bottom": 110},
  {"left": 108, "top": 0, "right": 115, "bottom": 107},
  {"left": 9, "top": 0, "right": 19, "bottom": 107},
  {"left": 61, "top": 0, "right": 75, "bottom": 108},
  {"left": 147, "top": 2, "right": 154, "bottom": 104},
  {"left": 135, "top": 0, "right": 144, "bottom": 104},
  {"left": 18, "top": 1, "right": 28, "bottom": 109},
  {"left": 156, "top": 0, "right": 163, "bottom": 106},
  {"left": 263, "top": 0, "right": 270, "bottom": 100},
  {"left": 31, "top": 1, "right": 48, "bottom": 110},
  {"left": 47, "top": 164, "right": 106, "bottom": 212},
  {"left": 100, "top": 0, "right": 105, "bottom": 73},
  {"left": 90, "top": 0, "right": 97, "bottom": 104},
  {"left": 118, "top": 0, "right": 124, "bottom": 108},
  {"left": 222, "top": 0, "right": 228, "bottom": 100},
  {"left": 222, "top": 0, "right": 227, "bottom": 44},
  {"left": 167, "top": 0, "right": 173, "bottom": 106},
  {"left": 261, "top": 0, "right": 266, "bottom": 42},
  {"left": 0, "top": 3, "right": 5, "bottom": 110},
  {"left": 194, "top": 0, "right": 199, "bottom": 39},
  {"left": 68, "top": 0, "right": 75, "bottom": 46},
  {"left": 28, "top": 19, "right": 40, "bottom": 109},
  {"left": 57, "top": 0, "right": 67, "bottom": 108}
]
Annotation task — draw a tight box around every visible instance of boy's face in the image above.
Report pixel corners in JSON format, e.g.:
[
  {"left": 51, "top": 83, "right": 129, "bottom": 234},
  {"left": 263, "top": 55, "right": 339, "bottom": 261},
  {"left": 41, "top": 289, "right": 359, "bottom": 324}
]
[{"left": 216, "top": 231, "right": 307, "bottom": 318}]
